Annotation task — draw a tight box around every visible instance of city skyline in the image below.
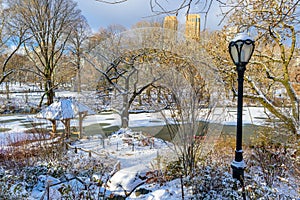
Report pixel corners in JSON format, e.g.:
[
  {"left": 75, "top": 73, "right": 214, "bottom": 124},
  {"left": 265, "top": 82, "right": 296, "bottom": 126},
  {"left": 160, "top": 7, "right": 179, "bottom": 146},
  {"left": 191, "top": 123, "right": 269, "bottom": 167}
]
[{"left": 163, "top": 15, "right": 201, "bottom": 41}]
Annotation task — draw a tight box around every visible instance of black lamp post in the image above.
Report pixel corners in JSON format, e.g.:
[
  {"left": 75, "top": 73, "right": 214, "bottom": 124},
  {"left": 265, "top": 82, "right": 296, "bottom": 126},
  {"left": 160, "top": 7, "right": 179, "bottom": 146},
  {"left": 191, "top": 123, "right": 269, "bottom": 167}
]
[{"left": 228, "top": 32, "right": 255, "bottom": 182}]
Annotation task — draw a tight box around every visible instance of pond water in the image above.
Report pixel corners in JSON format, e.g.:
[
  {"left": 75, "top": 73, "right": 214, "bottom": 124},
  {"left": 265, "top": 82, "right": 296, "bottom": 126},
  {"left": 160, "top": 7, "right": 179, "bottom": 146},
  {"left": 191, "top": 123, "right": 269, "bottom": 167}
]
[
  {"left": 84, "top": 121, "right": 261, "bottom": 143},
  {"left": 0, "top": 108, "right": 267, "bottom": 145}
]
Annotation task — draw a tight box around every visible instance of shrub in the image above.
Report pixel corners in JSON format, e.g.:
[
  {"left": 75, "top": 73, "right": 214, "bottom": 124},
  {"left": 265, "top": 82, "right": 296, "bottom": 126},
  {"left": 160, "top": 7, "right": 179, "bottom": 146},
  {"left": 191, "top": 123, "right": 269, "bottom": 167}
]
[{"left": 248, "top": 127, "right": 297, "bottom": 187}]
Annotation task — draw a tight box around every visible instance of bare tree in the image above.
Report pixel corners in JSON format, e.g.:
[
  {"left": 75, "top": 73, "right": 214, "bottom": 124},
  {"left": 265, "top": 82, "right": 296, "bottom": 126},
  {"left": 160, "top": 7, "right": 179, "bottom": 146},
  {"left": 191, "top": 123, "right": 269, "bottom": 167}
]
[
  {"left": 85, "top": 26, "right": 186, "bottom": 128},
  {"left": 68, "top": 16, "right": 91, "bottom": 93},
  {"left": 205, "top": 0, "right": 300, "bottom": 135},
  {"left": 8, "top": 0, "right": 83, "bottom": 106},
  {"left": 0, "top": 2, "right": 29, "bottom": 85},
  {"left": 85, "top": 27, "right": 225, "bottom": 174},
  {"left": 85, "top": 26, "right": 161, "bottom": 128},
  {"left": 86, "top": 45, "right": 164, "bottom": 128},
  {"left": 156, "top": 58, "right": 222, "bottom": 177}
]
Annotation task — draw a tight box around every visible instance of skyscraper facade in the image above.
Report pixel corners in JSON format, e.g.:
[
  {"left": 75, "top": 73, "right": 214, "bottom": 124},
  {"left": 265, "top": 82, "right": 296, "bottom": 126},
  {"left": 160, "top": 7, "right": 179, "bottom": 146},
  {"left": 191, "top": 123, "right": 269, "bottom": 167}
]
[
  {"left": 163, "top": 16, "right": 178, "bottom": 31},
  {"left": 163, "top": 16, "right": 178, "bottom": 42},
  {"left": 185, "top": 14, "right": 200, "bottom": 41}
]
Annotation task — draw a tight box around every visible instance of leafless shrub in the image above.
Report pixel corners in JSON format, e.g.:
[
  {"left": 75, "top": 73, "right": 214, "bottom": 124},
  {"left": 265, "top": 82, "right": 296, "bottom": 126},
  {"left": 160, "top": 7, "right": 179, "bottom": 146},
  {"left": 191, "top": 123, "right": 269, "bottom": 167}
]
[
  {"left": 248, "top": 127, "right": 299, "bottom": 187},
  {"left": 0, "top": 120, "right": 66, "bottom": 169}
]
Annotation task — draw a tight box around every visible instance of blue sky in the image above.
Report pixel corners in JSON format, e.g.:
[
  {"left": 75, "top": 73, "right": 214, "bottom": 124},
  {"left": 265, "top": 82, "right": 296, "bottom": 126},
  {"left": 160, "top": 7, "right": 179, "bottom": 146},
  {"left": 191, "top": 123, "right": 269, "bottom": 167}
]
[{"left": 74, "top": 0, "right": 223, "bottom": 32}]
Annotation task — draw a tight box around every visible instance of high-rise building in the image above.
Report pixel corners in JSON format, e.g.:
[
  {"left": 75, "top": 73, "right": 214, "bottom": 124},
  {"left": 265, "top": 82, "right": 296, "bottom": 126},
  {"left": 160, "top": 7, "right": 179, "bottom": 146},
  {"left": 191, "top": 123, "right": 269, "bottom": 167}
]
[
  {"left": 185, "top": 14, "right": 200, "bottom": 41},
  {"left": 163, "top": 16, "right": 178, "bottom": 42},
  {"left": 163, "top": 16, "right": 178, "bottom": 31}
]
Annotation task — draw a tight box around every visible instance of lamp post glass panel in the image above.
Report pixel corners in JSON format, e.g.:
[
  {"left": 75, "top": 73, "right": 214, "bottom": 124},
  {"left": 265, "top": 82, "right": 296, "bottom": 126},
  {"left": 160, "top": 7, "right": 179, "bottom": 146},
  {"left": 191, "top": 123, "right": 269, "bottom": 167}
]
[{"left": 228, "top": 32, "right": 255, "bottom": 182}]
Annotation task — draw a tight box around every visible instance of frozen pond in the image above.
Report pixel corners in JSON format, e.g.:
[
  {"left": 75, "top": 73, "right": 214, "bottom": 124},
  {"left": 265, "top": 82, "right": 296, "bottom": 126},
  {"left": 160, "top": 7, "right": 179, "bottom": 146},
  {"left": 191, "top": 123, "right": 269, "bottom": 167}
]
[
  {"left": 0, "top": 111, "right": 167, "bottom": 145},
  {"left": 0, "top": 107, "right": 271, "bottom": 146}
]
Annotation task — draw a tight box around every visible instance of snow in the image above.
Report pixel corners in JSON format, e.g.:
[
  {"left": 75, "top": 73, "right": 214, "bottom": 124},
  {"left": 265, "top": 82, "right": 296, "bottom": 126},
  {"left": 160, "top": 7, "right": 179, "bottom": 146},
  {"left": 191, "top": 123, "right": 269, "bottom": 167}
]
[
  {"left": 36, "top": 98, "right": 95, "bottom": 120},
  {"left": 231, "top": 160, "right": 246, "bottom": 168},
  {"left": 6, "top": 126, "right": 294, "bottom": 199},
  {"left": 30, "top": 176, "right": 62, "bottom": 199},
  {"left": 0, "top": 129, "right": 299, "bottom": 199},
  {"left": 231, "top": 32, "right": 254, "bottom": 42},
  {"left": 22, "top": 129, "right": 177, "bottom": 199},
  {"left": 0, "top": 85, "right": 299, "bottom": 199},
  {"left": 1, "top": 105, "right": 273, "bottom": 147}
]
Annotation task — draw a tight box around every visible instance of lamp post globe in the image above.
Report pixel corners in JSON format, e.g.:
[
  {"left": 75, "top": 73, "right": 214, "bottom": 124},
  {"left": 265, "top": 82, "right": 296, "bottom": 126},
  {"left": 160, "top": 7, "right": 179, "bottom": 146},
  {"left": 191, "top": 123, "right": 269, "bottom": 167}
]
[{"left": 228, "top": 32, "right": 255, "bottom": 183}]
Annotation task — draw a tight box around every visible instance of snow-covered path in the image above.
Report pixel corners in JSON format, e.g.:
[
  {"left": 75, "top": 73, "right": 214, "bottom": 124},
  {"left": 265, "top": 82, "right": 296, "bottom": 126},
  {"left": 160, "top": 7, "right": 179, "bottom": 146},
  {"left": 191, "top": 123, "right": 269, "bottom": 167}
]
[
  {"left": 70, "top": 129, "right": 172, "bottom": 197},
  {"left": 72, "top": 130, "right": 170, "bottom": 170}
]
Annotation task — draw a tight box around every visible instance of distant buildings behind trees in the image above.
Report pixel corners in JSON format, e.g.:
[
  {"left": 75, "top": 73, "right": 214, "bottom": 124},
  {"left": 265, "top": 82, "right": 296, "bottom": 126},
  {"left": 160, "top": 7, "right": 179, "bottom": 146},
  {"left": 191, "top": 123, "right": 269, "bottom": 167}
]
[{"left": 163, "top": 14, "right": 200, "bottom": 41}]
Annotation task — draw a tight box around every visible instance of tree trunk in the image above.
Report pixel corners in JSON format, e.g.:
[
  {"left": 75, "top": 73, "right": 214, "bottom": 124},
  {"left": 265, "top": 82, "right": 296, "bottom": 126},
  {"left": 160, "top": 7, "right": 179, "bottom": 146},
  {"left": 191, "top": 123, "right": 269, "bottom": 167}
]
[
  {"left": 138, "top": 95, "right": 142, "bottom": 106},
  {"left": 62, "top": 119, "right": 71, "bottom": 139},
  {"left": 47, "top": 88, "right": 55, "bottom": 106},
  {"left": 121, "top": 77, "right": 130, "bottom": 128},
  {"left": 50, "top": 119, "right": 57, "bottom": 133},
  {"left": 146, "top": 87, "right": 151, "bottom": 104},
  {"left": 121, "top": 93, "right": 129, "bottom": 128},
  {"left": 76, "top": 58, "right": 81, "bottom": 93},
  {"left": 45, "top": 78, "right": 55, "bottom": 106},
  {"left": 5, "top": 82, "right": 9, "bottom": 100},
  {"left": 78, "top": 112, "right": 87, "bottom": 139},
  {"left": 157, "top": 87, "right": 161, "bottom": 103}
]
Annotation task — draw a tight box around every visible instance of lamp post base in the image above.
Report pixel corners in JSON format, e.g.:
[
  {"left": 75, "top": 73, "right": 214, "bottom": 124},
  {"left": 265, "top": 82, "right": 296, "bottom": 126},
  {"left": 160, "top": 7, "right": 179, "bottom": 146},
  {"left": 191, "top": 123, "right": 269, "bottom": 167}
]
[{"left": 231, "top": 160, "right": 246, "bottom": 183}]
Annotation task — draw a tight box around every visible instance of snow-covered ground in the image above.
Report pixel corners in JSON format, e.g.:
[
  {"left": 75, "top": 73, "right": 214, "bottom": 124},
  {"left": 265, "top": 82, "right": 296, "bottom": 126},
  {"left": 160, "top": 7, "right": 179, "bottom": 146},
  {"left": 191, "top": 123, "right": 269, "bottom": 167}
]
[
  {"left": 1, "top": 84, "right": 299, "bottom": 199},
  {"left": 4, "top": 127, "right": 297, "bottom": 199},
  {"left": 26, "top": 128, "right": 177, "bottom": 199}
]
